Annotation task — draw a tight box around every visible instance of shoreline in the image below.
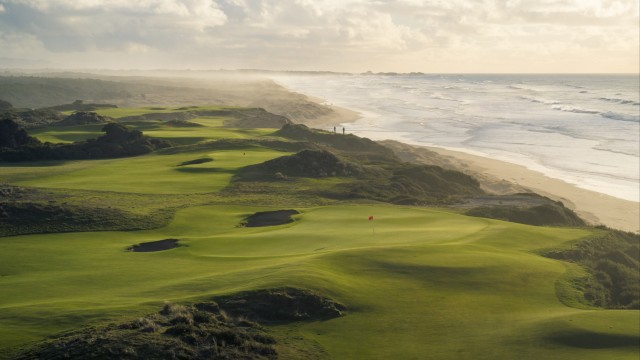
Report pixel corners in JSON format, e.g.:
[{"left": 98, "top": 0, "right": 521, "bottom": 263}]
[{"left": 292, "top": 89, "right": 639, "bottom": 233}]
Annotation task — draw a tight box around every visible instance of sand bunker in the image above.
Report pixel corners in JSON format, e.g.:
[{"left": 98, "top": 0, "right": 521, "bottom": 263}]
[
  {"left": 176, "top": 157, "right": 213, "bottom": 166},
  {"left": 244, "top": 210, "right": 299, "bottom": 227},
  {"left": 128, "top": 239, "right": 180, "bottom": 252}
]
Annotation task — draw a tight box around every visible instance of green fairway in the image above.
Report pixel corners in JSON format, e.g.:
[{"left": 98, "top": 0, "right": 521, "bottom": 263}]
[
  {"left": 3, "top": 109, "right": 289, "bottom": 194},
  {"left": 5, "top": 148, "right": 289, "bottom": 194},
  {"left": 0, "top": 205, "right": 637, "bottom": 359},
  {"left": 1, "top": 105, "right": 637, "bottom": 359}
]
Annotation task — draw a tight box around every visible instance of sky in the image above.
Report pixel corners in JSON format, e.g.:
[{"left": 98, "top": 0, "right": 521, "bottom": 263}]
[{"left": 0, "top": 0, "right": 638, "bottom": 73}]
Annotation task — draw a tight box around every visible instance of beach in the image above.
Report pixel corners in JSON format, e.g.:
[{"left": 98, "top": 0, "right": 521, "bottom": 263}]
[{"left": 279, "top": 83, "right": 639, "bottom": 233}]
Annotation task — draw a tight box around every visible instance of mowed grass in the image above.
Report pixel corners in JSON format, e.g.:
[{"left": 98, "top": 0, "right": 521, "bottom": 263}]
[
  {"left": 6, "top": 148, "right": 289, "bottom": 194},
  {"left": 0, "top": 205, "right": 637, "bottom": 359},
  {"left": 3, "top": 113, "right": 286, "bottom": 194},
  {"left": 28, "top": 124, "right": 105, "bottom": 143},
  {"left": 92, "top": 105, "right": 237, "bottom": 118}
]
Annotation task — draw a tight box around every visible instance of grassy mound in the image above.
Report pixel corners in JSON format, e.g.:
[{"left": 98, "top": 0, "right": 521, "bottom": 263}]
[
  {"left": 542, "top": 228, "right": 639, "bottom": 309},
  {"left": 0, "top": 202, "right": 159, "bottom": 237},
  {"left": 465, "top": 202, "right": 586, "bottom": 227},
  {"left": 243, "top": 210, "right": 300, "bottom": 227},
  {"left": 16, "top": 302, "right": 277, "bottom": 360},
  {"left": 195, "top": 108, "right": 291, "bottom": 128},
  {"left": 329, "top": 162, "right": 484, "bottom": 205},
  {"left": 56, "top": 111, "right": 112, "bottom": 126},
  {"left": 44, "top": 101, "right": 118, "bottom": 112},
  {"left": 214, "top": 287, "right": 346, "bottom": 323},
  {"left": 119, "top": 111, "right": 197, "bottom": 122},
  {"left": 0, "top": 122, "right": 172, "bottom": 162},
  {"left": 239, "top": 149, "right": 362, "bottom": 180},
  {"left": 165, "top": 119, "right": 204, "bottom": 127},
  {"left": 274, "top": 124, "right": 396, "bottom": 162},
  {"left": 16, "top": 288, "right": 344, "bottom": 360}
]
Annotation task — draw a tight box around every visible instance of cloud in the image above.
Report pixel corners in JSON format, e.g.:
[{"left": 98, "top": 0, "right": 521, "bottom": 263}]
[{"left": 0, "top": 0, "right": 637, "bottom": 72}]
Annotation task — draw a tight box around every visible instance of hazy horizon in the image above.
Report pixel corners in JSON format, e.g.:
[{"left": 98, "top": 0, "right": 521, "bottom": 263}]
[{"left": 0, "top": 0, "right": 638, "bottom": 74}]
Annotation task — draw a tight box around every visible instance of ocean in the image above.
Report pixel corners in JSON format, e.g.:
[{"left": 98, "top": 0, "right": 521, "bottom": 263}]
[{"left": 271, "top": 74, "right": 640, "bottom": 203}]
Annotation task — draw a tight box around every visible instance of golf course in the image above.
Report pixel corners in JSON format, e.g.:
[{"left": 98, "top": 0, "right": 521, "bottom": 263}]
[{"left": 0, "top": 105, "right": 638, "bottom": 359}]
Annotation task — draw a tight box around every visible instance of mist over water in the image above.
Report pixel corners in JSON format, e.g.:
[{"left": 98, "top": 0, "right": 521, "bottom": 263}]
[{"left": 272, "top": 74, "right": 640, "bottom": 202}]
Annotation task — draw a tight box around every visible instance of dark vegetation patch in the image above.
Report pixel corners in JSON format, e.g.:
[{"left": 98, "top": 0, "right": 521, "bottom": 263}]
[
  {"left": 0, "top": 120, "right": 172, "bottom": 162},
  {"left": 119, "top": 108, "right": 289, "bottom": 128},
  {"left": 214, "top": 288, "right": 346, "bottom": 323},
  {"left": 166, "top": 119, "right": 203, "bottom": 127},
  {"left": 56, "top": 111, "right": 113, "bottom": 126},
  {"left": 233, "top": 152, "right": 483, "bottom": 205},
  {"left": 0, "top": 201, "right": 162, "bottom": 237},
  {"left": 328, "top": 163, "right": 483, "bottom": 205},
  {"left": 541, "top": 228, "right": 639, "bottom": 309},
  {"left": 544, "top": 328, "right": 639, "bottom": 349},
  {"left": 464, "top": 195, "right": 586, "bottom": 227},
  {"left": 177, "top": 157, "right": 213, "bottom": 166},
  {"left": 16, "top": 288, "right": 344, "bottom": 359},
  {"left": 242, "top": 210, "right": 300, "bottom": 227},
  {"left": 274, "top": 124, "right": 395, "bottom": 162},
  {"left": 128, "top": 239, "right": 181, "bottom": 252},
  {"left": 45, "top": 100, "right": 118, "bottom": 112},
  {"left": 0, "top": 99, "right": 12, "bottom": 111},
  {"left": 119, "top": 111, "right": 197, "bottom": 122},
  {"left": 0, "top": 108, "right": 63, "bottom": 129},
  {"left": 0, "top": 184, "right": 175, "bottom": 237},
  {"left": 160, "top": 138, "right": 312, "bottom": 155},
  {"left": 205, "top": 108, "right": 291, "bottom": 128},
  {"left": 16, "top": 302, "right": 277, "bottom": 360},
  {"left": 239, "top": 150, "right": 362, "bottom": 180}
]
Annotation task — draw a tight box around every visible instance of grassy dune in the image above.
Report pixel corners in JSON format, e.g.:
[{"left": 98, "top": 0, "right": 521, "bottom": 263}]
[{"left": 0, "top": 106, "right": 637, "bottom": 359}]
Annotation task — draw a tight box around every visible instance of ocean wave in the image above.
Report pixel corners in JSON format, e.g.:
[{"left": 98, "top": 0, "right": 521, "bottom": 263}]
[
  {"left": 429, "top": 93, "right": 459, "bottom": 102},
  {"left": 598, "top": 97, "right": 640, "bottom": 106},
  {"left": 601, "top": 111, "right": 640, "bottom": 123},
  {"left": 593, "top": 145, "right": 640, "bottom": 157},
  {"left": 520, "top": 96, "right": 559, "bottom": 105},
  {"left": 551, "top": 105, "right": 599, "bottom": 114}
]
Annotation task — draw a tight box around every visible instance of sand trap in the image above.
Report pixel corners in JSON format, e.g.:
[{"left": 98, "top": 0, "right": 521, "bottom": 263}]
[
  {"left": 176, "top": 157, "right": 213, "bottom": 166},
  {"left": 244, "top": 210, "right": 299, "bottom": 227},
  {"left": 128, "top": 239, "right": 180, "bottom": 252}
]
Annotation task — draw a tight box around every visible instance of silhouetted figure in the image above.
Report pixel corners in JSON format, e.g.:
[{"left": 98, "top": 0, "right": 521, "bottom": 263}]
[{"left": 343, "top": 127, "right": 345, "bottom": 135}]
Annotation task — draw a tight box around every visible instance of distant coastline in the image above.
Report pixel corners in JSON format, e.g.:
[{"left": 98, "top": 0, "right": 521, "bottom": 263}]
[{"left": 277, "top": 79, "right": 639, "bottom": 233}]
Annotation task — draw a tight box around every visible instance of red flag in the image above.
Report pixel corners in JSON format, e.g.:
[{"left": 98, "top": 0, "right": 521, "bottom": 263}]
[{"left": 368, "top": 216, "right": 374, "bottom": 221}]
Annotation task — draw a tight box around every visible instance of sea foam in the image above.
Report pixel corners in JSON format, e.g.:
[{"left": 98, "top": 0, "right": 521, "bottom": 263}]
[{"left": 272, "top": 74, "right": 640, "bottom": 202}]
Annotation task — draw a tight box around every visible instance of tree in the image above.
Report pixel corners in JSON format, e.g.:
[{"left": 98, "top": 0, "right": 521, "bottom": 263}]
[{"left": 0, "top": 119, "right": 41, "bottom": 148}]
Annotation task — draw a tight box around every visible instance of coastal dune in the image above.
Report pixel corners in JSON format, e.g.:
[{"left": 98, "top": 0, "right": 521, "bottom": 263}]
[
  {"left": 382, "top": 140, "right": 639, "bottom": 233},
  {"left": 280, "top": 87, "right": 639, "bottom": 233}
]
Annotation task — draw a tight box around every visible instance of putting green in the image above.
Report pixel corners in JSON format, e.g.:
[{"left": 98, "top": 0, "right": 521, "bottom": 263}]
[{"left": 0, "top": 204, "right": 636, "bottom": 359}]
